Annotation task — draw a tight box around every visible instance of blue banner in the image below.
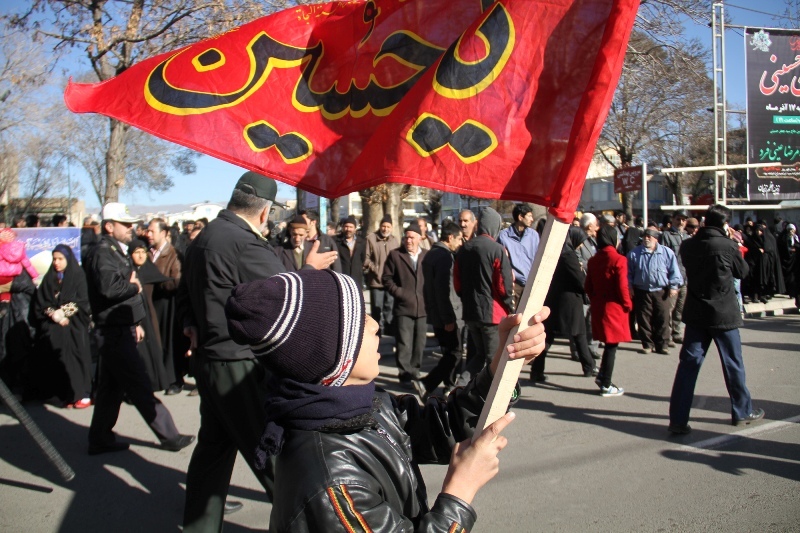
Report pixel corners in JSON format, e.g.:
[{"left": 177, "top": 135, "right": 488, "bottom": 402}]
[{"left": 9, "top": 228, "right": 82, "bottom": 282}]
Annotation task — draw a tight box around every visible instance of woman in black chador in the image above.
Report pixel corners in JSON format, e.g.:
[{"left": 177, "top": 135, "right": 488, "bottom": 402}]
[
  {"left": 129, "top": 239, "right": 174, "bottom": 392},
  {"left": 32, "top": 244, "right": 93, "bottom": 408}
]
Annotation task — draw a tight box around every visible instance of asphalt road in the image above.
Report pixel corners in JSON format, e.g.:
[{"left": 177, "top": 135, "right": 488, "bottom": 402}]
[{"left": 0, "top": 314, "right": 798, "bottom": 532}]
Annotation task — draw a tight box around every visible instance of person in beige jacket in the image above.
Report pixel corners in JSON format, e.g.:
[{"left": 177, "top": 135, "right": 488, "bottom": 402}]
[{"left": 364, "top": 214, "right": 400, "bottom": 336}]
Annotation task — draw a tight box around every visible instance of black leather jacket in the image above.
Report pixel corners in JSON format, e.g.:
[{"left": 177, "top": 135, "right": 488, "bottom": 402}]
[
  {"left": 83, "top": 235, "right": 145, "bottom": 327},
  {"left": 269, "top": 368, "right": 501, "bottom": 532}
]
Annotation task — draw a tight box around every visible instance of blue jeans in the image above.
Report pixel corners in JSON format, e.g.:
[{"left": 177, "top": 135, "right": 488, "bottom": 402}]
[{"left": 669, "top": 325, "right": 753, "bottom": 427}]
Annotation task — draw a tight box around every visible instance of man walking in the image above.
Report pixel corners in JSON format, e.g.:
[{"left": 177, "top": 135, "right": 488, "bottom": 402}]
[
  {"left": 497, "top": 203, "right": 539, "bottom": 311},
  {"left": 627, "top": 228, "right": 683, "bottom": 355},
  {"left": 180, "top": 172, "right": 337, "bottom": 531},
  {"left": 415, "top": 221, "right": 464, "bottom": 399},
  {"left": 668, "top": 204, "right": 764, "bottom": 434},
  {"left": 660, "top": 209, "right": 690, "bottom": 345},
  {"left": 84, "top": 203, "right": 193, "bottom": 455},
  {"left": 454, "top": 207, "right": 513, "bottom": 383},
  {"left": 382, "top": 220, "right": 427, "bottom": 387},
  {"left": 364, "top": 214, "right": 399, "bottom": 335}
]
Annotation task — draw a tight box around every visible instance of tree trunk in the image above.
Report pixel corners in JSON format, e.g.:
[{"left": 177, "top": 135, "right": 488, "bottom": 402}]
[
  {"left": 621, "top": 192, "right": 633, "bottom": 220},
  {"left": 385, "top": 183, "right": 407, "bottom": 241},
  {"left": 104, "top": 119, "right": 127, "bottom": 203},
  {"left": 329, "top": 196, "right": 341, "bottom": 226}
]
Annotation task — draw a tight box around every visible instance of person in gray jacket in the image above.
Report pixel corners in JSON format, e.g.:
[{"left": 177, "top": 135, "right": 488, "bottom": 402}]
[{"left": 364, "top": 214, "right": 400, "bottom": 335}]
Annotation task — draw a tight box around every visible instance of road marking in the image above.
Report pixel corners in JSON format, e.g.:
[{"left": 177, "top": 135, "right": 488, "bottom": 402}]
[{"left": 676, "top": 414, "right": 800, "bottom": 453}]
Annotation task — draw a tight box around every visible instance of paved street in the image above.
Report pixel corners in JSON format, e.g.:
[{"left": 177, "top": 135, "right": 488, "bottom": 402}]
[{"left": 1, "top": 314, "right": 798, "bottom": 532}]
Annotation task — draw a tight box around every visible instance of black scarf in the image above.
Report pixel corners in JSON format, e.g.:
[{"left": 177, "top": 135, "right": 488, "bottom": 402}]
[
  {"left": 254, "top": 375, "right": 376, "bottom": 470},
  {"left": 35, "top": 244, "right": 83, "bottom": 312}
]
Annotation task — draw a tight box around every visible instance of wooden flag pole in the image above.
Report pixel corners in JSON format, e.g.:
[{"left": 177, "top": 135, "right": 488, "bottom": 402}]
[{"left": 473, "top": 213, "right": 569, "bottom": 440}]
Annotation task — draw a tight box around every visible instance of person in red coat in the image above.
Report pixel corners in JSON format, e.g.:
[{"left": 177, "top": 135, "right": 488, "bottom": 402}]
[{"left": 585, "top": 225, "right": 633, "bottom": 396}]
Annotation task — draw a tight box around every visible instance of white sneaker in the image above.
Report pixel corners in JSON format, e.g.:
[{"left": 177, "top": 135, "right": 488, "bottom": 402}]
[{"left": 600, "top": 384, "right": 624, "bottom": 397}]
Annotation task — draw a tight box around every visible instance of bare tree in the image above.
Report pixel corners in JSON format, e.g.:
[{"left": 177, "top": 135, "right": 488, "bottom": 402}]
[
  {"left": 422, "top": 188, "right": 444, "bottom": 229},
  {"left": 5, "top": 0, "right": 304, "bottom": 202},
  {"left": 598, "top": 32, "right": 712, "bottom": 216},
  {"left": 13, "top": 134, "right": 83, "bottom": 217},
  {"left": 776, "top": 0, "right": 800, "bottom": 27},
  {"left": 0, "top": 31, "right": 51, "bottom": 140}
]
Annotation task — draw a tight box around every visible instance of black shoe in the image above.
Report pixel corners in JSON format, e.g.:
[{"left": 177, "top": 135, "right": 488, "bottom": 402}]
[
  {"left": 667, "top": 424, "right": 692, "bottom": 435},
  {"left": 188, "top": 387, "right": 199, "bottom": 396},
  {"left": 638, "top": 346, "right": 653, "bottom": 354},
  {"left": 733, "top": 408, "right": 765, "bottom": 426},
  {"left": 655, "top": 348, "right": 670, "bottom": 355},
  {"left": 88, "top": 442, "right": 130, "bottom": 456},
  {"left": 672, "top": 336, "right": 683, "bottom": 345},
  {"left": 583, "top": 367, "right": 599, "bottom": 377},
  {"left": 160, "top": 434, "right": 196, "bottom": 452},
  {"left": 667, "top": 340, "right": 676, "bottom": 348},
  {"left": 224, "top": 500, "right": 243, "bottom": 515},
  {"left": 411, "top": 379, "right": 429, "bottom": 402},
  {"left": 590, "top": 349, "right": 601, "bottom": 360},
  {"left": 165, "top": 384, "right": 183, "bottom": 396},
  {"left": 529, "top": 372, "right": 548, "bottom": 383},
  {"left": 570, "top": 353, "right": 580, "bottom": 361}
]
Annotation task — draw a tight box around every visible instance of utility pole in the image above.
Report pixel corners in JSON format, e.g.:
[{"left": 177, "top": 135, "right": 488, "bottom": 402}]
[{"left": 712, "top": 2, "right": 728, "bottom": 204}]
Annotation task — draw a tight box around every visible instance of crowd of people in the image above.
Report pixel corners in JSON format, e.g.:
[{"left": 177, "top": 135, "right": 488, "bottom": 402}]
[{"left": 0, "top": 170, "right": 788, "bottom": 529}]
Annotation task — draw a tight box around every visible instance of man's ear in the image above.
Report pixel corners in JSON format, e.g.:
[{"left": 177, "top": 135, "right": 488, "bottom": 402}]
[{"left": 260, "top": 205, "right": 270, "bottom": 225}]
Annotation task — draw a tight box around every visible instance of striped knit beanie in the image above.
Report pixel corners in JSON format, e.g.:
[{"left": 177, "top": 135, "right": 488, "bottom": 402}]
[{"left": 225, "top": 269, "right": 365, "bottom": 386}]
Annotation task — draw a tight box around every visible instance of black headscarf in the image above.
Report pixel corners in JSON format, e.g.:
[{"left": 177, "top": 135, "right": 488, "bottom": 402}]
[
  {"left": 129, "top": 239, "right": 168, "bottom": 285},
  {"left": 565, "top": 226, "right": 588, "bottom": 251},
  {"left": 596, "top": 224, "right": 618, "bottom": 250},
  {"left": 35, "top": 244, "right": 85, "bottom": 312}
]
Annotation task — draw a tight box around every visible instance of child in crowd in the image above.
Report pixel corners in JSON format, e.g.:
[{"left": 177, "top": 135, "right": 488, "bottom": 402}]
[{"left": 225, "top": 269, "right": 547, "bottom": 532}]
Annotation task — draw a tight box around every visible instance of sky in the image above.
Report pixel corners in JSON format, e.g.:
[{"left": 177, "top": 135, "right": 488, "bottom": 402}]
[{"left": 3, "top": 1, "right": 797, "bottom": 210}]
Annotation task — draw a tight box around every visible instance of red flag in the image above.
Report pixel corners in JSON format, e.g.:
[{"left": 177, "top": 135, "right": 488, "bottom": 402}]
[{"left": 65, "top": 0, "right": 638, "bottom": 222}]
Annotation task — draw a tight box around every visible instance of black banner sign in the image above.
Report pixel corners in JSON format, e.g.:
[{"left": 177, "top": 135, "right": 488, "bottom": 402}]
[{"left": 746, "top": 28, "right": 800, "bottom": 200}]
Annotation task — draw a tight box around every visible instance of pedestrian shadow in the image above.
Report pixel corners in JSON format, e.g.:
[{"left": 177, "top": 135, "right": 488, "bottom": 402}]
[
  {"left": 513, "top": 390, "right": 800, "bottom": 482},
  {"left": 0, "top": 402, "right": 262, "bottom": 532},
  {"left": 741, "top": 341, "right": 799, "bottom": 353},
  {"left": 661, "top": 439, "right": 800, "bottom": 483},
  {"left": 743, "top": 316, "right": 799, "bottom": 334}
]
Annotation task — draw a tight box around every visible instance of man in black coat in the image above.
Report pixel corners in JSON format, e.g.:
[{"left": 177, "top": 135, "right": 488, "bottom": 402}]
[
  {"left": 84, "top": 202, "right": 193, "bottom": 455},
  {"left": 454, "top": 207, "right": 514, "bottom": 384},
  {"left": 382, "top": 220, "right": 427, "bottom": 387},
  {"left": 335, "top": 215, "right": 366, "bottom": 287},
  {"left": 179, "top": 172, "right": 338, "bottom": 532},
  {"left": 668, "top": 204, "right": 765, "bottom": 434},
  {"left": 415, "top": 221, "right": 464, "bottom": 399},
  {"left": 277, "top": 216, "right": 315, "bottom": 272}
]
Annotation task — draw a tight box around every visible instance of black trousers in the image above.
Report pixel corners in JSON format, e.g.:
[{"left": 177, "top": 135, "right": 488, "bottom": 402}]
[
  {"left": 421, "top": 324, "right": 463, "bottom": 392},
  {"left": 462, "top": 321, "right": 500, "bottom": 382},
  {"left": 598, "top": 343, "right": 619, "bottom": 387},
  {"left": 531, "top": 323, "right": 595, "bottom": 376},
  {"left": 88, "top": 326, "right": 179, "bottom": 447},
  {"left": 183, "top": 357, "right": 275, "bottom": 532},
  {"left": 394, "top": 315, "right": 427, "bottom": 381},
  {"left": 634, "top": 288, "right": 672, "bottom": 350}
]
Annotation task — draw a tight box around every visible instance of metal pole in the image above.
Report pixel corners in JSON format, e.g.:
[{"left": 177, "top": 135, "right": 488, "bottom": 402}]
[
  {"left": 67, "top": 159, "right": 72, "bottom": 224},
  {"left": 712, "top": 2, "right": 728, "bottom": 205},
  {"left": 642, "top": 162, "right": 648, "bottom": 226},
  {"left": 720, "top": 2, "right": 728, "bottom": 204}
]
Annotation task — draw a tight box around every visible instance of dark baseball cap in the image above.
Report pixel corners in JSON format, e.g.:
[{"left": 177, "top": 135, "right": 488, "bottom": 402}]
[
  {"left": 673, "top": 209, "right": 689, "bottom": 219},
  {"left": 644, "top": 228, "right": 660, "bottom": 239},
  {"left": 235, "top": 171, "right": 286, "bottom": 207}
]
